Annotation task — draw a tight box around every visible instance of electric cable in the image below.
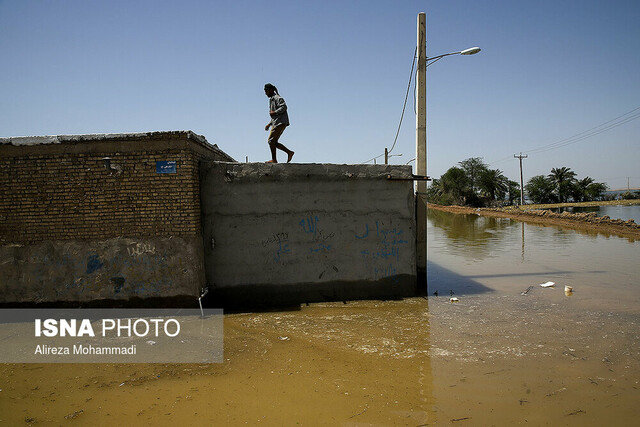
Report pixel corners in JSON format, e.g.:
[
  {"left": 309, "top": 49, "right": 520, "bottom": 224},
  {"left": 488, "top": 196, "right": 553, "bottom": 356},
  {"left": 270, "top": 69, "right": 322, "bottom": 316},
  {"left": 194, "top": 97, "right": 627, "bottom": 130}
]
[
  {"left": 360, "top": 48, "right": 416, "bottom": 164},
  {"left": 489, "top": 105, "right": 640, "bottom": 165},
  {"left": 388, "top": 47, "right": 417, "bottom": 155}
]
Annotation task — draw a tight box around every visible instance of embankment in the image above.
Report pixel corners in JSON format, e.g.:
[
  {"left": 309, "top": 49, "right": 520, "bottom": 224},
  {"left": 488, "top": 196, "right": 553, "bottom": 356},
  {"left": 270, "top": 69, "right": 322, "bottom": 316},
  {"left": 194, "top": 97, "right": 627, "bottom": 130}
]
[{"left": 427, "top": 202, "right": 640, "bottom": 240}]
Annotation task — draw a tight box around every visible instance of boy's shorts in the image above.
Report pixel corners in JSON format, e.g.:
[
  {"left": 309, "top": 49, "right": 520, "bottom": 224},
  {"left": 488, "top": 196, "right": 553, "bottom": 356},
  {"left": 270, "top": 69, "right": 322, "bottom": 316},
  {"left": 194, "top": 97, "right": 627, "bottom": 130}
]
[{"left": 268, "top": 124, "right": 287, "bottom": 145}]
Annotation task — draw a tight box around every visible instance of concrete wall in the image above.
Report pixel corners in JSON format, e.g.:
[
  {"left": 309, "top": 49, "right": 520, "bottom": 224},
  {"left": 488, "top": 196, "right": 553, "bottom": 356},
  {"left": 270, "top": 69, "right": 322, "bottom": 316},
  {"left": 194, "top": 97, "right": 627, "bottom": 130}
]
[
  {"left": 200, "top": 162, "right": 417, "bottom": 306},
  {"left": 0, "top": 237, "right": 203, "bottom": 305},
  {"left": 0, "top": 131, "right": 233, "bottom": 305}
]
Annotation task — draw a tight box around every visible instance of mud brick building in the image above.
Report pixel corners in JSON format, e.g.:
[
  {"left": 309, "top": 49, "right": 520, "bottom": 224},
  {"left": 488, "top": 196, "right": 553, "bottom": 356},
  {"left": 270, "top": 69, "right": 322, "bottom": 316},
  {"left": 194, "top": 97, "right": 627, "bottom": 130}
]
[{"left": 0, "top": 131, "right": 234, "bottom": 305}]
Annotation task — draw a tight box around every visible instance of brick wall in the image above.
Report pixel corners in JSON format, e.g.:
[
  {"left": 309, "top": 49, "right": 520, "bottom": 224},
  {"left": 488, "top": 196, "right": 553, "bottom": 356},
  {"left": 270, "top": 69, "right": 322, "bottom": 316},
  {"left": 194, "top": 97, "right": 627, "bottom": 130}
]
[{"left": 0, "top": 131, "right": 233, "bottom": 244}]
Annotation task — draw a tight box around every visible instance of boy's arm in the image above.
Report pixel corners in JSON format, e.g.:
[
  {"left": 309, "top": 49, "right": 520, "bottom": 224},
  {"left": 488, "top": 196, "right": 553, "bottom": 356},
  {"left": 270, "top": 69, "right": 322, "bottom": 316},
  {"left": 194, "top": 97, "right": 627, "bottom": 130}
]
[{"left": 272, "top": 97, "right": 287, "bottom": 115}]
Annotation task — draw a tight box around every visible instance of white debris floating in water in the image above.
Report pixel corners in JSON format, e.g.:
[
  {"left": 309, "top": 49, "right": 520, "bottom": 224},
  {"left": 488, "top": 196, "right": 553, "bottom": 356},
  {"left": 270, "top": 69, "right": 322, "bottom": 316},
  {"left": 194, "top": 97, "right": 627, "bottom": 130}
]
[{"left": 539, "top": 281, "right": 555, "bottom": 288}]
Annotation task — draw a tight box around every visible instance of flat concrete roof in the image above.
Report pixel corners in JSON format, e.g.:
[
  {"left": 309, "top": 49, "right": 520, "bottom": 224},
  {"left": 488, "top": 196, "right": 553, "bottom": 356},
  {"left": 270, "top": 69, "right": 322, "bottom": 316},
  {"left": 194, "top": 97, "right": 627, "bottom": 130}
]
[
  {"left": 205, "top": 161, "right": 414, "bottom": 182},
  {"left": 0, "top": 130, "right": 207, "bottom": 146},
  {"left": 0, "top": 130, "right": 235, "bottom": 161}
]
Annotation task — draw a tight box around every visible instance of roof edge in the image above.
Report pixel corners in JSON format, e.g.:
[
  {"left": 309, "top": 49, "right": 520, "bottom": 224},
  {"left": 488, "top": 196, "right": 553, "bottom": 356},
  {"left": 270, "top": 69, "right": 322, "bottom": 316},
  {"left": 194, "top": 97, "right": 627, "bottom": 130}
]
[{"left": 0, "top": 130, "right": 236, "bottom": 162}]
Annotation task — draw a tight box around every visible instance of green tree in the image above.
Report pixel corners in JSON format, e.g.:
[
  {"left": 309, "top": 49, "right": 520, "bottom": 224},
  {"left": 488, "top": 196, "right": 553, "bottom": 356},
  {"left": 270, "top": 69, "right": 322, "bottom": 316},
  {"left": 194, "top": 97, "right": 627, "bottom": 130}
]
[
  {"left": 571, "top": 177, "right": 595, "bottom": 203},
  {"left": 425, "top": 178, "right": 447, "bottom": 205},
  {"left": 548, "top": 167, "right": 577, "bottom": 203},
  {"left": 440, "top": 166, "right": 471, "bottom": 205},
  {"left": 458, "top": 157, "right": 488, "bottom": 194},
  {"left": 478, "top": 168, "right": 509, "bottom": 205},
  {"left": 525, "top": 175, "right": 557, "bottom": 204},
  {"left": 585, "top": 182, "right": 608, "bottom": 201}
]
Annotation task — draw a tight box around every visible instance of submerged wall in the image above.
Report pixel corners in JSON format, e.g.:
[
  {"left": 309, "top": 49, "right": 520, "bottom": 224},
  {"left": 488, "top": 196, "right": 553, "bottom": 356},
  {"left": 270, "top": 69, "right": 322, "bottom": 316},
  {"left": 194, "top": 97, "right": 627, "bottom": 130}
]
[
  {"left": 200, "top": 162, "right": 417, "bottom": 306},
  {"left": 0, "top": 131, "right": 233, "bottom": 305},
  {"left": 0, "top": 237, "right": 203, "bottom": 304}
]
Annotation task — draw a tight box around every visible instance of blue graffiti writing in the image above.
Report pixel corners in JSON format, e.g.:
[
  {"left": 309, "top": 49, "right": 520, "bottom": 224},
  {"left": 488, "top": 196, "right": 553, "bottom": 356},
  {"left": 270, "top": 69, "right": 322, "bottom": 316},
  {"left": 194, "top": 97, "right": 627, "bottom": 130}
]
[
  {"left": 86, "top": 254, "right": 103, "bottom": 274},
  {"left": 299, "top": 215, "right": 320, "bottom": 237},
  {"left": 372, "top": 246, "right": 401, "bottom": 261},
  {"left": 375, "top": 221, "right": 406, "bottom": 240},
  {"left": 357, "top": 221, "right": 409, "bottom": 280},
  {"left": 310, "top": 243, "right": 332, "bottom": 254},
  {"left": 274, "top": 241, "right": 291, "bottom": 263},
  {"left": 374, "top": 263, "right": 397, "bottom": 278},
  {"left": 355, "top": 223, "right": 369, "bottom": 239}
]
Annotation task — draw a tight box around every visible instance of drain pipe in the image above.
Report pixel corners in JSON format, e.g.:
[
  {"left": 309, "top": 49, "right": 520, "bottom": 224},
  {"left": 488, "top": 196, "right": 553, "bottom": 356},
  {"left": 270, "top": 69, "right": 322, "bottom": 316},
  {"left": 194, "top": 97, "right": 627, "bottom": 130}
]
[{"left": 198, "top": 287, "right": 209, "bottom": 318}]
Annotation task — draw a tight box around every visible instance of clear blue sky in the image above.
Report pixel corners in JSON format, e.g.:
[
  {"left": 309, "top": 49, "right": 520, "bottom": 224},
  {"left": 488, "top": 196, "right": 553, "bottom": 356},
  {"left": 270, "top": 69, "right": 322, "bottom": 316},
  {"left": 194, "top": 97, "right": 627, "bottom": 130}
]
[{"left": 1, "top": 0, "right": 639, "bottom": 189}]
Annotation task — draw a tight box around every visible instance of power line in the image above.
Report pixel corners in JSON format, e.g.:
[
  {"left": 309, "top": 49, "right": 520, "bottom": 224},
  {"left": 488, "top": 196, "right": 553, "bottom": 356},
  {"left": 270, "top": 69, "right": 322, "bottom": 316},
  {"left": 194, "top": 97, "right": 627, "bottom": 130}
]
[
  {"left": 361, "top": 49, "right": 416, "bottom": 164},
  {"left": 523, "top": 106, "right": 640, "bottom": 155},
  {"left": 388, "top": 48, "right": 417, "bottom": 155},
  {"left": 489, "top": 105, "right": 640, "bottom": 165},
  {"left": 360, "top": 153, "right": 386, "bottom": 165}
]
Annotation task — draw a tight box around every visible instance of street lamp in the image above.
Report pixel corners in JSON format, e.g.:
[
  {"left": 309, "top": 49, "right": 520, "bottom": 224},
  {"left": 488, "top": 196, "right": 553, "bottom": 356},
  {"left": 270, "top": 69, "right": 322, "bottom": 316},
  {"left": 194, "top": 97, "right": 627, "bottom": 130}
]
[
  {"left": 426, "top": 46, "right": 481, "bottom": 66},
  {"left": 415, "top": 12, "right": 480, "bottom": 290}
]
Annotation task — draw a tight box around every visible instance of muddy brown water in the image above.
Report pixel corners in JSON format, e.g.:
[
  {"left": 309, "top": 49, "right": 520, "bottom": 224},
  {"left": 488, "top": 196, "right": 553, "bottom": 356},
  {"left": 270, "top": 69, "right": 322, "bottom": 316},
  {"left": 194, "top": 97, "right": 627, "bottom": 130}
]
[{"left": 1, "top": 210, "right": 639, "bottom": 425}]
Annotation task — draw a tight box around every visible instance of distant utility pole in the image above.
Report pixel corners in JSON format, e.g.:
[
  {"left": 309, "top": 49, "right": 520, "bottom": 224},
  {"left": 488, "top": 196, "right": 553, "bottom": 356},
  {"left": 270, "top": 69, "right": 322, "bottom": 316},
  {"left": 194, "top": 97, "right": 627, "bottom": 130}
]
[{"left": 515, "top": 153, "right": 528, "bottom": 205}]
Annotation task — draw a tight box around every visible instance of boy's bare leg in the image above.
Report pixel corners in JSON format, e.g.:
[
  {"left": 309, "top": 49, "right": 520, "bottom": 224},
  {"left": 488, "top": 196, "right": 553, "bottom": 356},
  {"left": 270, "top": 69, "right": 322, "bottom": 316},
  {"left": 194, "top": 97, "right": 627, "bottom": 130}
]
[
  {"left": 275, "top": 143, "right": 294, "bottom": 163},
  {"left": 266, "top": 142, "right": 278, "bottom": 163}
]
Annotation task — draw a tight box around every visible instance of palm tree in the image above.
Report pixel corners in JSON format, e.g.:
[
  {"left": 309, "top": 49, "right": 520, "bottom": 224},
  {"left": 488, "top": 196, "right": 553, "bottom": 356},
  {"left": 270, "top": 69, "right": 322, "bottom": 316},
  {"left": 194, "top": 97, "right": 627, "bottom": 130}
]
[
  {"left": 548, "top": 167, "right": 577, "bottom": 203},
  {"left": 425, "top": 178, "right": 445, "bottom": 204},
  {"left": 571, "top": 177, "right": 595, "bottom": 202},
  {"left": 526, "top": 175, "right": 557, "bottom": 204},
  {"left": 479, "top": 168, "right": 509, "bottom": 204}
]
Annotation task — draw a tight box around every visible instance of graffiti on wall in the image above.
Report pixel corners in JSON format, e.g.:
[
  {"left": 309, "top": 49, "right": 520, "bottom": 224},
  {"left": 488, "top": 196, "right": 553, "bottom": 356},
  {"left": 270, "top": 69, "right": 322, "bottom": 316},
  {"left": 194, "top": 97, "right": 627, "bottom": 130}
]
[
  {"left": 300, "top": 215, "right": 335, "bottom": 255},
  {"left": 262, "top": 232, "right": 291, "bottom": 263},
  {"left": 127, "top": 242, "right": 156, "bottom": 257},
  {"left": 258, "top": 214, "right": 408, "bottom": 282},
  {"left": 357, "top": 221, "right": 408, "bottom": 282},
  {"left": 12, "top": 241, "right": 188, "bottom": 301}
]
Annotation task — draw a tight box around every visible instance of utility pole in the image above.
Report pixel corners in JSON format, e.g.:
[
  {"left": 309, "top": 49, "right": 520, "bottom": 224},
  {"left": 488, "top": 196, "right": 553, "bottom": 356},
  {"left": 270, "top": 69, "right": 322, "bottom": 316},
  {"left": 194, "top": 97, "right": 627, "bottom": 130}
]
[
  {"left": 385, "top": 148, "right": 389, "bottom": 165},
  {"left": 514, "top": 153, "right": 527, "bottom": 205},
  {"left": 416, "top": 12, "right": 427, "bottom": 290}
]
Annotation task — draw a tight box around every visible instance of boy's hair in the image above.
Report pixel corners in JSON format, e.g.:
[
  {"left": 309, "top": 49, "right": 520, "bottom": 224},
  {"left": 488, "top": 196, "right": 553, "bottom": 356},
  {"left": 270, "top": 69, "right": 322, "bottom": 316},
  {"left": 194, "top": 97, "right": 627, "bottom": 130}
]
[{"left": 264, "top": 83, "right": 279, "bottom": 94}]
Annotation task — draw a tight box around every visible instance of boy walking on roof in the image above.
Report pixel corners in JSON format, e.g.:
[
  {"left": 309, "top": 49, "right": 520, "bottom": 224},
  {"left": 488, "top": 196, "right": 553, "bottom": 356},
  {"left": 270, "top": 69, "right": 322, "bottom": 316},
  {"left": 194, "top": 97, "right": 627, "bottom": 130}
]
[{"left": 264, "top": 83, "right": 294, "bottom": 163}]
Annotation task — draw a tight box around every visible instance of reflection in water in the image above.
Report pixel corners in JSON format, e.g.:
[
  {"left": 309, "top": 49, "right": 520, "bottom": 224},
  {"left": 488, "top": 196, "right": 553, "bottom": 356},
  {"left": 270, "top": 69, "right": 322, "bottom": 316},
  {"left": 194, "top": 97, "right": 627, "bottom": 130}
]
[
  {"left": 428, "top": 209, "right": 639, "bottom": 310},
  {"left": 425, "top": 209, "right": 640, "bottom": 424},
  {"left": 521, "top": 221, "right": 525, "bottom": 261},
  {"left": 427, "top": 208, "right": 519, "bottom": 244},
  {"left": 1, "top": 210, "right": 639, "bottom": 425},
  {"left": 427, "top": 208, "right": 520, "bottom": 260}
]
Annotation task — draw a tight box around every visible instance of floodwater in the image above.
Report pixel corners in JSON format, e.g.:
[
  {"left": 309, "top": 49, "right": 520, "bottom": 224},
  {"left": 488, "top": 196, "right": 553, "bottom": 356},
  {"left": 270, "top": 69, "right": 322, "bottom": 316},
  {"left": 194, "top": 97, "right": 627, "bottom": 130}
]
[
  {"left": 1, "top": 210, "right": 639, "bottom": 425},
  {"left": 545, "top": 204, "right": 640, "bottom": 223}
]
